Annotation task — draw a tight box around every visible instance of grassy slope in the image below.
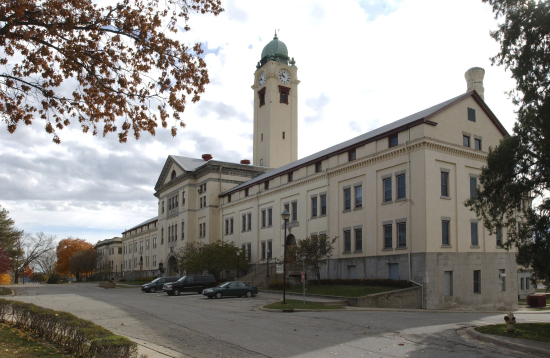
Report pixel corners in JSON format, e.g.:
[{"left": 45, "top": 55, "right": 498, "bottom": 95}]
[
  {"left": 476, "top": 323, "right": 550, "bottom": 343},
  {"left": 262, "top": 285, "right": 397, "bottom": 298},
  {"left": 264, "top": 299, "right": 344, "bottom": 310},
  {"left": 0, "top": 323, "right": 72, "bottom": 358}
]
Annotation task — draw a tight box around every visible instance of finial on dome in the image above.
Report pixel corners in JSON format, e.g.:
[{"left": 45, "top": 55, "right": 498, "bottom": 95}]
[{"left": 273, "top": 30, "right": 278, "bottom": 40}]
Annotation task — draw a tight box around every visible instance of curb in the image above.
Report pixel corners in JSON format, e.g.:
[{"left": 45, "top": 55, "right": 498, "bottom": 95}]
[
  {"left": 259, "top": 307, "right": 343, "bottom": 313},
  {"left": 466, "top": 327, "right": 550, "bottom": 357},
  {"left": 129, "top": 337, "right": 190, "bottom": 358}
]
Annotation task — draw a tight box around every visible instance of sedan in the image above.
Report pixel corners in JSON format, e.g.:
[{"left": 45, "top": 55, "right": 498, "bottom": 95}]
[{"left": 203, "top": 281, "right": 258, "bottom": 299}]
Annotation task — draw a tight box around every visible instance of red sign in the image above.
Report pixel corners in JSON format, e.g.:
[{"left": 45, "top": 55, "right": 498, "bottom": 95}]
[{"left": 301, "top": 272, "right": 305, "bottom": 283}]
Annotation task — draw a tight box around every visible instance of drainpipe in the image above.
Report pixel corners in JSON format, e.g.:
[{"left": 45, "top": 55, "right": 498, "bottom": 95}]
[
  {"left": 410, "top": 279, "right": 426, "bottom": 309},
  {"left": 219, "top": 166, "right": 223, "bottom": 242},
  {"left": 325, "top": 168, "right": 330, "bottom": 280},
  {"left": 404, "top": 129, "right": 412, "bottom": 281}
]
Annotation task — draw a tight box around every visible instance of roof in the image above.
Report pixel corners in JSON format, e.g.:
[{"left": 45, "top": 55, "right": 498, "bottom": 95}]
[
  {"left": 123, "top": 216, "right": 158, "bottom": 234},
  {"left": 260, "top": 33, "right": 289, "bottom": 65},
  {"left": 171, "top": 156, "right": 209, "bottom": 172},
  {"left": 221, "top": 91, "right": 507, "bottom": 196}
]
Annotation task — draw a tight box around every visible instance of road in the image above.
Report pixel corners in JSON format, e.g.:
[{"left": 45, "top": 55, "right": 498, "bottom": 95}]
[{"left": 8, "top": 283, "right": 550, "bottom": 358}]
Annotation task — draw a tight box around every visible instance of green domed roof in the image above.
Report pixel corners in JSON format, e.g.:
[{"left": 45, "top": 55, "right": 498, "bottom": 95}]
[{"left": 259, "top": 32, "right": 289, "bottom": 66}]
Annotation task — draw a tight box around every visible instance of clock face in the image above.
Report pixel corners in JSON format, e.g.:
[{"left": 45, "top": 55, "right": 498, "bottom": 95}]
[
  {"left": 278, "top": 69, "right": 290, "bottom": 85},
  {"left": 258, "top": 72, "right": 266, "bottom": 87}
]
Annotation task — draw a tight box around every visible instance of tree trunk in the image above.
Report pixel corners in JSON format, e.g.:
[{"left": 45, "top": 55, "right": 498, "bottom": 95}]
[{"left": 13, "top": 271, "right": 19, "bottom": 284}]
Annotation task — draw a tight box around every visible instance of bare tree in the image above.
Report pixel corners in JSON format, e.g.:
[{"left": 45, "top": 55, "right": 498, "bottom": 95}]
[
  {"left": 12, "top": 232, "right": 56, "bottom": 283},
  {"left": 35, "top": 249, "right": 57, "bottom": 278}
]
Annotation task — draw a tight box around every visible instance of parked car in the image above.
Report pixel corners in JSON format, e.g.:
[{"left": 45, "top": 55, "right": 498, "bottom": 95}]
[
  {"left": 202, "top": 281, "right": 258, "bottom": 299},
  {"left": 141, "top": 277, "right": 178, "bottom": 293},
  {"left": 163, "top": 275, "right": 217, "bottom": 296}
]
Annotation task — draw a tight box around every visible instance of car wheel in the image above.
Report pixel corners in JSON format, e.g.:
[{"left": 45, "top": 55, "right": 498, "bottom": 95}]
[
  {"left": 174, "top": 289, "right": 180, "bottom": 296},
  {"left": 215, "top": 292, "right": 223, "bottom": 299},
  {"left": 150, "top": 287, "right": 156, "bottom": 293},
  {"left": 246, "top": 291, "right": 252, "bottom": 298}
]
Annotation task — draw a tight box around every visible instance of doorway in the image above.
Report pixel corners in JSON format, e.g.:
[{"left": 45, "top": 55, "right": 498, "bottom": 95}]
[{"left": 389, "top": 263, "right": 399, "bottom": 280}]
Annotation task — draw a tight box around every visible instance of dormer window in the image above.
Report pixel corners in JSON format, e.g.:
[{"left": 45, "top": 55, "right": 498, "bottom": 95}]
[
  {"left": 171, "top": 170, "right": 176, "bottom": 180},
  {"left": 348, "top": 149, "right": 356, "bottom": 161},
  {"left": 258, "top": 88, "right": 266, "bottom": 107},
  {"left": 279, "top": 86, "right": 290, "bottom": 105}
]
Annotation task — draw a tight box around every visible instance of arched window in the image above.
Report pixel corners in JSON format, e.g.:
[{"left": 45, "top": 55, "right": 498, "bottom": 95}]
[{"left": 171, "top": 170, "right": 176, "bottom": 180}]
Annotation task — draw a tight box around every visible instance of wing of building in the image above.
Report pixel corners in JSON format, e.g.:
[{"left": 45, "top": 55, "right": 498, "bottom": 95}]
[{"left": 102, "top": 34, "right": 531, "bottom": 310}]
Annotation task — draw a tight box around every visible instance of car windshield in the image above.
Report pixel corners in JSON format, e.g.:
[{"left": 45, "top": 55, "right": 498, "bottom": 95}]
[
  {"left": 149, "top": 278, "right": 160, "bottom": 284},
  {"left": 176, "top": 276, "right": 188, "bottom": 283},
  {"left": 219, "top": 282, "right": 231, "bottom": 288}
]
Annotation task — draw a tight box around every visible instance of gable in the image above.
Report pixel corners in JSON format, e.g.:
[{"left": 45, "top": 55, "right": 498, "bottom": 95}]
[{"left": 154, "top": 156, "right": 186, "bottom": 191}]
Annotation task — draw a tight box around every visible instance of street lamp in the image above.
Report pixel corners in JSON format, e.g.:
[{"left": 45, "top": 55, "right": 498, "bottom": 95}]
[
  {"left": 236, "top": 251, "right": 240, "bottom": 279},
  {"left": 281, "top": 209, "right": 290, "bottom": 305}
]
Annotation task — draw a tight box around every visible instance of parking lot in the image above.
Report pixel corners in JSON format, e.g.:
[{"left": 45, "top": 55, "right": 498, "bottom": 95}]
[{"left": 9, "top": 283, "right": 550, "bottom": 358}]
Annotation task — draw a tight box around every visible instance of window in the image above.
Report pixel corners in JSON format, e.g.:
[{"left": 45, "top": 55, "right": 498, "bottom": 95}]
[
  {"left": 153, "top": 255, "right": 156, "bottom": 267},
  {"left": 344, "top": 230, "right": 351, "bottom": 252},
  {"left": 444, "top": 271, "right": 453, "bottom": 296},
  {"left": 473, "top": 270, "right": 481, "bottom": 294},
  {"left": 200, "top": 197, "right": 203, "bottom": 208},
  {"left": 292, "top": 202, "right": 297, "bottom": 222},
  {"left": 182, "top": 191, "right": 186, "bottom": 205},
  {"left": 264, "top": 181, "right": 269, "bottom": 190},
  {"left": 247, "top": 213, "right": 252, "bottom": 231},
  {"left": 348, "top": 149, "right": 356, "bottom": 161},
  {"left": 181, "top": 221, "right": 185, "bottom": 239},
  {"left": 526, "top": 278, "right": 530, "bottom": 290},
  {"left": 267, "top": 241, "right": 272, "bottom": 258},
  {"left": 355, "top": 186, "right": 362, "bottom": 208},
  {"left": 471, "top": 222, "right": 479, "bottom": 246},
  {"left": 344, "top": 188, "right": 351, "bottom": 210},
  {"left": 397, "top": 222, "right": 406, "bottom": 247},
  {"left": 247, "top": 243, "right": 251, "bottom": 262},
  {"left": 468, "top": 107, "right": 476, "bottom": 122},
  {"left": 282, "top": 131, "right": 285, "bottom": 139},
  {"left": 311, "top": 197, "right": 318, "bottom": 218},
  {"left": 315, "top": 162, "right": 322, "bottom": 173},
  {"left": 288, "top": 172, "right": 293, "bottom": 182},
  {"left": 521, "top": 277, "right": 525, "bottom": 290},
  {"left": 355, "top": 229, "right": 362, "bottom": 251},
  {"left": 153, "top": 238, "right": 157, "bottom": 248},
  {"left": 384, "top": 225, "right": 392, "bottom": 249},
  {"left": 118, "top": 247, "right": 122, "bottom": 254},
  {"left": 280, "top": 91, "right": 287, "bottom": 103},
  {"left": 258, "top": 88, "right": 265, "bottom": 107},
  {"left": 320, "top": 195, "right": 327, "bottom": 216},
  {"left": 227, "top": 194, "right": 231, "bottom": 203},
  {"left": 383, "top": 178, "right": 392, "bottom": 202},
  {"left": 284, "top": 203, "right": 290, "bottom": 214},
  {"left": 268, "top": 209, "right": 272, "bottom": 226},
  {"left": 463, "top": 135, "right": 470, "bottom": 147},
  {"left": 171, "top": 170, "right": 176, "bottom": 180},
  {"left": 397, "top": 175, "right": 406, "bottom": 199},
  {"left": 261, "top": 133, "right": 263, "bottom": 141},
  {"left": 140, "top": 241, "right": 143, "bottom": 251},
  {"left": 475, "top": 138, "right": 482, "bottom": 150},
  {"left": 225, "top": 219, "right": 229, "bottom": 235},
  {"left": 230, "top": 218, "right": 234, "bottom": 233},
  {"left": 203, "top": 223, "right": 206, "bottom": 237},
  {"left": 441, "top": 172, "right": 449, "bottom": 197},
  {"left": 499, "top": 269, "right": 506, "bottom": 291},
  {"left": 389, "top": 133, "right": 398, "bottom": 147},
  {"left": 442, "top": 221, "right": 450, "bottom": 246},
  {"left": 262, "top": 210, "right": 266, "bottom": 228},
  {"left": 162, "top": 201, "right": 164, "bottom": 213},
  {"left": 279, "top": 86, "right": 290, "bottom": 104},
  {"left": 470, "top": 177, "right": 477, "bottom": 198},
  {"left": 242, "top": 215, "right": 246, "bottom": 232},
  {"left": 496, "top": 226, "right": 502, "bottom": 246},
  {"left": 199, "top": 223, "right": 203, "bottom": 238},
  {"left": 245, "top": 188, "right": 249, "bottom": 197},
  {"left": 260, "top": 159, "right": 263, "bottom": 166},
  {"left": 261, "top": 242, "right": 266, "bottom": 259}
]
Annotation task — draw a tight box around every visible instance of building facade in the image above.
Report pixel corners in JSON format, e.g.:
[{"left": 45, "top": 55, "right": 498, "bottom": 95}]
[
  {"left": 119, "top": 34, "right": 519, "bottom": 310},
  {"left": 94, "top": 237, "right": 123, "bottom": 279}
]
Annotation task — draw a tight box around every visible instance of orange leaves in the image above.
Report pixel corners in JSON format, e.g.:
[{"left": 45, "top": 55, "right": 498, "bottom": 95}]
[
  {"left": 0, "top": 274, "right": 11, "bottom": 284},
  {"left": 55, "top": 237, "right": 93, "bottom": 276},
  {"left": 1, "top": 0, "right": 223, "bottom": 143},
  {"left": 21, "top": 266, "right": 33, "bottom": 279}
]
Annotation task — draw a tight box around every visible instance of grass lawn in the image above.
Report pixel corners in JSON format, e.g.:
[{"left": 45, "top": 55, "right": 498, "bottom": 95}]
[
  {"left": 264, "top": 299, "right": 344, "bottom": 310},
  {"left": 476, "top": 323, "right": 550, "bottom": 343},
  {"left": 0, "top": 323, "right": 72, "bottom": 357},
  {"left": 262, "top": 285, "right": 398, "bottom": 298},
  {"left": 0, "top": 288, "right": 11, "bottom": 296}
]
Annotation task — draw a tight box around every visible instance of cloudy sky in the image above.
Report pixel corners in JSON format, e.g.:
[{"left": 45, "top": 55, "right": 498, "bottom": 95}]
[{"left": 0, "top": 0, "right": 518, "bottom": 245}]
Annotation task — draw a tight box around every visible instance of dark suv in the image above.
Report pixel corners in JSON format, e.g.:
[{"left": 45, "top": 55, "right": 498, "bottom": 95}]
[
  {"left": 141, "top": 277, "right": 178, "bottom": 293},
  {"left": 163, "top": 275, "right": 217, "bottom": 296}
]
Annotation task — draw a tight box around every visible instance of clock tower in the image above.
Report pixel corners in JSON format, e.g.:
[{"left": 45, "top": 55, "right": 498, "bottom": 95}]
[{"left": 252, "top": 32, "right": 299, "bottom": 169}]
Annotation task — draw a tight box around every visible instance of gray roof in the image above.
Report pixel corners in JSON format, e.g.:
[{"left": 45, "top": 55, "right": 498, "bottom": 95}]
[
  {"left": 124, "top": 216, "right": 158, "bottom": 234},
  {"left": 171, "top": 156, "right": 209, "bottom": 172},
  {"left": 222, "top": 91, "right": 475, "bottom": 196}
]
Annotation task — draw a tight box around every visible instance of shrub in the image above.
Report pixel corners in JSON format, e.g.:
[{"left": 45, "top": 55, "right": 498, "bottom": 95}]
[
  {"left": 307, "top": 279, "right": 412, "bottom": 288},
  {"left": 118, "top": 278, "right": 126, "bottom": 282},
  {"left": 268, "top": 280, "right": 292, "bottom": 289},
  {"left": 133, "top": 276, "right": 153, "bottom": 282},
  {"left": 0, "top": 299, "right": 137, "bottom": 358}
]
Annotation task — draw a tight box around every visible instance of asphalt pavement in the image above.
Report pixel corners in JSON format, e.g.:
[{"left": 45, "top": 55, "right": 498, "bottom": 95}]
[{"left": 8, "top": 283, "right": 550, "bottom": 358}]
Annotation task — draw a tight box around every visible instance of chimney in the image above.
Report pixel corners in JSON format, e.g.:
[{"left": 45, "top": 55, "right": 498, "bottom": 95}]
[
  {"left": 202, "top": 154, "right": 212, "bottom": 161},
  {"left": 465, "top": 67, "right": 485, "bottom": 101},
  {"left": 240, "top": 159, "right": 250, "bottom": 165}
]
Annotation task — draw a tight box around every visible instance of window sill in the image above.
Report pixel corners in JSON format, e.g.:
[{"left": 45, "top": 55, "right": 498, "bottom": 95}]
[
  {"left": 342, "top": 209, "right": 351, "bottom": 213},
  {"left": 310, "top": 216, "right": 317, "bottom": 220},
  {"left": 395, "top": 246, "right": 407, "bottom": 250},
  {"left": 496, "top": 245, "right": 504, "bottom": 249},
  {"left": 267, "top": 225, "right": 273, "bottom": 228},
  {"left": 382, "top": 201, "right": 393, "bottom": 205},
  {"left": 353, "top": 250, "right": 363, "bottom": 254},
  {"left": 342, "top": 251, "right": 351, "bottom": 255},
  {"left": 395, "top": 197, "right": 407, "bottom": 203},
  {"left": 441, "top": 245, "right": 452, "bottom": 248},
  {"left": 440, "top": 196, "right": 451, "bottom": 200},
  {"left": 470, "top": 245, "right": 480, "bottom": 249},
  {"left": 382, "top": 248, "right": 393, "bottom": 251},
  {"left": 319, "top": 214, "right": 327, "bottom": 218},
  {"left": 353, "top": 206, "right": 363, "bottom": 211}
]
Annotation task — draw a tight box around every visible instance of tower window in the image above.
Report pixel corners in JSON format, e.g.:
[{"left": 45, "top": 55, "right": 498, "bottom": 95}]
[
  {"left": 278, "top": 85, "right": 290, "bottom": 105},
  {"left": 258, "top": 88, "right": 266, "bottom": 107}
]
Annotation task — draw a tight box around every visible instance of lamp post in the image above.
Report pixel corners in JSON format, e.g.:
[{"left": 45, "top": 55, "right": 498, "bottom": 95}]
[
  {"left": 236, "top": 251, "right": 240, "bottom": 279},
  {"left": 281, "top": 209, "right": 290, "bottom": 305}
]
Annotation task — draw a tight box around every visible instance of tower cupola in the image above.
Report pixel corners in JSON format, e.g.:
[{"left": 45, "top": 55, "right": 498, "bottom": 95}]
[{"left": 259, "top": 31, "right": 289, "bottom": 67}]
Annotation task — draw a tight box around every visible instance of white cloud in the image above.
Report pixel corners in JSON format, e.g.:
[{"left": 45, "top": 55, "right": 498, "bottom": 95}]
[{"left": 0, "top": 0, "right": 518, "bottom": 243}]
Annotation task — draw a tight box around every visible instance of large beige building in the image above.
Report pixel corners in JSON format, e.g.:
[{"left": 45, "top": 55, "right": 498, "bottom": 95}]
[{"left": 119, "top": 34, "right": 520, "bottom": 310}]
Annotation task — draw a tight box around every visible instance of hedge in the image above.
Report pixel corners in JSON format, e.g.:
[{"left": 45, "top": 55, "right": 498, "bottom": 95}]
[
  {"left": 307, "top": 279, "right": 413, "bottom": 288},
  {"left": 0, "top": 299, "right": 137, "bottom": 358},
  {"left": 268, "top": 280, "right": 292, "bottom": 289},
  {"left": 133, "top": 277, "right": 154, "bottom": 282}
]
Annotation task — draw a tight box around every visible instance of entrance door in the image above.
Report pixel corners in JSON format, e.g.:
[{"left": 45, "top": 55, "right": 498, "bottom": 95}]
[
  {"left": 348, "top": 265, "right": 356, "bottom": 279},
  {"left": 389, "top": 263, "right": 399, "bottom": 280}
]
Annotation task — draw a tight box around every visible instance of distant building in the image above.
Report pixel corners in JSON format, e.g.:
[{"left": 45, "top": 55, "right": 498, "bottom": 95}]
[{"left": 94, "top": 237, "right": 123, "bottom": 279}]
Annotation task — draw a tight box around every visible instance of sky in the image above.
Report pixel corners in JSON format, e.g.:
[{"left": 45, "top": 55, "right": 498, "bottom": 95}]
[{"left": 0, "top": 0, "right": 518, "bottom": 245}]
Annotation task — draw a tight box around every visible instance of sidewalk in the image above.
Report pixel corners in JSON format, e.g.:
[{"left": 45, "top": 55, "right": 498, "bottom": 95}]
[{"left": 467, "top": 327, "right": 550, "bottom": 357}]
